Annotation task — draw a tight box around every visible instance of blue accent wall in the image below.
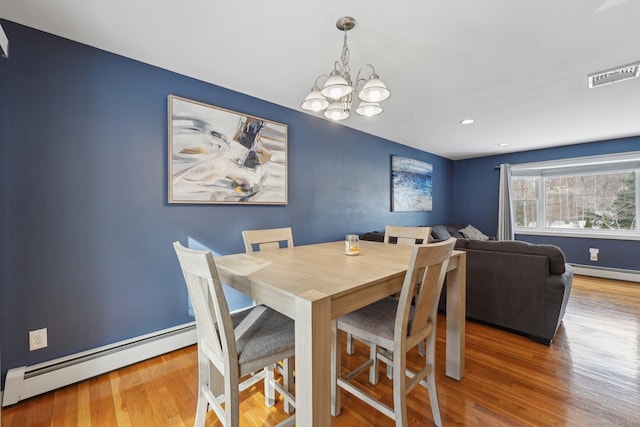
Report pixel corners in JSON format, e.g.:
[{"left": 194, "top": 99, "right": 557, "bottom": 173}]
[
  {"left": 453, "top": 137, "right": 640, "bottom": 270},
  {"left": 0, "top": 21, "right": 453, "bottom": 382}
]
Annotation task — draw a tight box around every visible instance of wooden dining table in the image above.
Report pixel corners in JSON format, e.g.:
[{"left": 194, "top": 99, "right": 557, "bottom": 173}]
[{"left": 214, "top": 240, "right": 466, "bottom": 426}]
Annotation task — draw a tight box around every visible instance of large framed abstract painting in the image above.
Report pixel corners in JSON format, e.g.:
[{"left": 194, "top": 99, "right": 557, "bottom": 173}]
[
  {"left": 168, "top": 95, "right": 287, "bottom": 204},
  {"left": 391, "top": 155, "right": 433, "bottom": 212}
]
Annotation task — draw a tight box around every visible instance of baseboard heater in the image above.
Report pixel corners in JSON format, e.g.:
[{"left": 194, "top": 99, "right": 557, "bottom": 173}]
[
  {"left": 2, "top": 322, "right": 196, "bottom": 407},
  {"left": 571, "top": 264, "right": 640, "bottom": 283}
]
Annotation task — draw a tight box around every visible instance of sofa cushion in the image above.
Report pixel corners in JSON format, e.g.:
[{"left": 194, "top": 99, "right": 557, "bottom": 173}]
[
  {"left": 459, "top": 224, "right": 490, "bottom": 241},
  {"left": 455, "top": 239, "right": 469, "bottom": 250},
  {"left": 466, "top": 240, "right": 567, "bottom": 274},
  {"left": 361, "top": 231, "right": 384, "bottom": 242}
]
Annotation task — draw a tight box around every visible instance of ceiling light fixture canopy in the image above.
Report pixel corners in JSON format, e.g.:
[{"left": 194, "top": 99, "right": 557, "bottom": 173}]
[{"left": 301, "top": 16, "right": 390, "bottom": 121}]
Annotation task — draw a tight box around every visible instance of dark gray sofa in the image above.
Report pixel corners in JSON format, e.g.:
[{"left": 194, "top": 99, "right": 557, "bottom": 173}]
[
  {"left": 361, "top": 225, "right": 574, "bottom": 345},
  {"left": 454, "top": 238, "right": 573, "bottom": 345}
]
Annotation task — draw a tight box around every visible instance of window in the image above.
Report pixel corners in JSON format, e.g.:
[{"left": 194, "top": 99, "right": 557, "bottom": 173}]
[
  {"left": 511, "top": 152, "right": 640, "bottom": 239},
  {"left": 513, "top": 176, "right": 538, "bottom": 227}
]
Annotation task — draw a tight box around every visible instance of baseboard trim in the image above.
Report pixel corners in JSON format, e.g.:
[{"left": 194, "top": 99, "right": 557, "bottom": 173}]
[
  {"left": 571, "top": 264, "right": 640, "bottom": 283},
  {"left": 2, "top": 322, "right": 196, "bottom": 407}
]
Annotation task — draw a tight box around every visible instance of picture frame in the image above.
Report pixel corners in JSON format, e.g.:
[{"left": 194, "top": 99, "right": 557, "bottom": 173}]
[
  {"left": 168, "top": 95, "right": 288, "bottom": 204},
  {"left": 391, "top": 155, "right": 433, "bottom": 212}
]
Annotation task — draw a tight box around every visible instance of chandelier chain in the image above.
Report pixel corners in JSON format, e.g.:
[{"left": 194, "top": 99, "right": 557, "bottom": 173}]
[{"left": 340, "top": 31, "right": 351, "bottom": 81}]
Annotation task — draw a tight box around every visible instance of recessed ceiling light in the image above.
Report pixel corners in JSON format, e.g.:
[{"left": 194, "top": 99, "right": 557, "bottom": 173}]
[
  {"left": 498, "top": 143, "right": 509, "bottom": 147},
  {"left": 459, "top": 119, "right": 475, "bottom": 125}
]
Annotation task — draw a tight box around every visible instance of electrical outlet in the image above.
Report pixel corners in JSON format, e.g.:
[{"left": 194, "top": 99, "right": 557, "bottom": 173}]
[
  {"left": 29, "top": 328, "right": 48, "bottom": 351},
  {"left": 589, "top": 247, "right": 599, "bottom": 262}
]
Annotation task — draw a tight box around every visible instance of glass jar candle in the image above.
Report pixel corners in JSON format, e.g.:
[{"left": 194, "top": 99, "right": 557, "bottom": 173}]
[{"left": 345, "top": 234, "right": 360, "bottom": 256}]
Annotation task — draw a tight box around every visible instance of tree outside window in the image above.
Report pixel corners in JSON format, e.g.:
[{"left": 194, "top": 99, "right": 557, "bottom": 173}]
[{"left": 514, "top": 171, "right": 637, "bottom": 232}]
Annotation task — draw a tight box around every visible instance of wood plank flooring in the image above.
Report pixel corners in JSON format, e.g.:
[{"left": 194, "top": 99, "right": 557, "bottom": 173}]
[{"left": 3, "top": 275, "right": 640, "bottom": 426}]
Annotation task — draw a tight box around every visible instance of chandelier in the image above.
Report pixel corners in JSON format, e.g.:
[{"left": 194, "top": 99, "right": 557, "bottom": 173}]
[{"left": 301, "top": 16, "right": 390, "bottom": 121}]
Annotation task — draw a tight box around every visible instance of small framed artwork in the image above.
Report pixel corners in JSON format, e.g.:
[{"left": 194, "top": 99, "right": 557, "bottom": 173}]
[
  {"left": 391, "top": 155, "right": 433, "bottom": 212},
  {"left": 168, "top": 95, "right": 288, "bottom": 204}
]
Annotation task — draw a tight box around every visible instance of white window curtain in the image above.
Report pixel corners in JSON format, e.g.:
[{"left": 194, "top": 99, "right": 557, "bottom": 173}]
[{"left": 497, "top": 163, "right": 514, "bottom": 241}]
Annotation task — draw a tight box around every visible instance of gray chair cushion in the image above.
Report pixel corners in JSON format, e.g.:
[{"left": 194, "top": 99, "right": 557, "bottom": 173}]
[
  {"left": 338, "top": 297, "right": 415, "bottom": 342},
  {"left": 231, "top": 305, "right": 295, "bottom": 364}
]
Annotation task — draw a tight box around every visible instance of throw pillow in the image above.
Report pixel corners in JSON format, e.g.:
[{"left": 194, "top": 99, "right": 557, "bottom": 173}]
[
  {"left": 458, "top": 224, "right": 489, "bottom": 241},
  {"left": 431, "top": 225, "right": 452, "bottom": 241}
]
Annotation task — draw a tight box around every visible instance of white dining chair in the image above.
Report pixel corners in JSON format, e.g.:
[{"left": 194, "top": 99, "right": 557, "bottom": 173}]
[
  {"left": 242, "top": 227, "right": 294, "bottom": 253},
  {"left": 346, "top": 225, "right": 433, "bottom": 357},
  {"left": 241, "top": 226, "right": 295, "bottom": 412},
  {"left": 332, "top": 237, "right": 456, "bottom": 427},
  {"left": 173, "top": 241, "right": 295, "bottom": 427},
  {"left": 383, "top": 225, "right": 432, "bottom": 246}
]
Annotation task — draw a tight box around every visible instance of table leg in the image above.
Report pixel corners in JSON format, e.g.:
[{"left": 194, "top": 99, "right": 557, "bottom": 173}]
[
  {"left": 330, "top": 319, "right": 340, "bottom": 416},
  {"left": 295, "top": 294, "right": 331, "bottom": 426},
  {"left": 445, "top": 251, "right": 466, "bottom": 380}
]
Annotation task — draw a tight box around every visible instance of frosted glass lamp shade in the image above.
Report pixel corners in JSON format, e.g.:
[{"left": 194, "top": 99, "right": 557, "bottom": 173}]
[
  {"left": 358, "top": 76, "right": 390, "bottom": 102},
  {"left": 355, "top": 102, "right": 383, "bottom": 117},
  {"left": 321, "top": 74, "right": 353, "bottom": 100},
  {"left": 323, "top": 102, "right": 349, "bottom": 121},
  {"left": 301, "top": 89, "right": 330, "bottom": 112}
]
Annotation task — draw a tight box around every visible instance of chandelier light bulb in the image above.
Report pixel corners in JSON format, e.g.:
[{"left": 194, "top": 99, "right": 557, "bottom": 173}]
[{"left": 309, "top": 99, "right": 326, "bottom": 111}]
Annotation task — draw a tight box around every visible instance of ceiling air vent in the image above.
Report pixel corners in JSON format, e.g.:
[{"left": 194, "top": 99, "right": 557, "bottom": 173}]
[{"left": 588, "top": 62, "right": 640, "bottom": 88}]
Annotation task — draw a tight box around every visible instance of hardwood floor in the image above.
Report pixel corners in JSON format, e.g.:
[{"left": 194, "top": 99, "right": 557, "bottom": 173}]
[{"left": 3, "top": 275, "right": 640, "bottom": 426}]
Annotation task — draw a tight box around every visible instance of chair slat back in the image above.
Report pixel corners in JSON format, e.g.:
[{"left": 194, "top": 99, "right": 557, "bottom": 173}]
[
  {"left": 242, "top": 227, "right": 294, "bottom": 253},
  {"left": 395, "top": 238, "right": 456, "bottom": 342},
  {"left": 173, "top": 242, "right": 238, "bottom": 377},
  {"left": 384, "top": 225, "right": 432, "bottom": 246}
]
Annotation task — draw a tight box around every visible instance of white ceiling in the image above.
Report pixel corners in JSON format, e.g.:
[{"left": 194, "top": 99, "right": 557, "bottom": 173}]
[{"left": 2, "top": 0, "right": 640, "bottom": 160}]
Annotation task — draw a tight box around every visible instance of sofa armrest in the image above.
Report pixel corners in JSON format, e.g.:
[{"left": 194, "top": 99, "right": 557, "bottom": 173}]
[{"left": 542, "top": 263, "right": 574, "bottom": 342}]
